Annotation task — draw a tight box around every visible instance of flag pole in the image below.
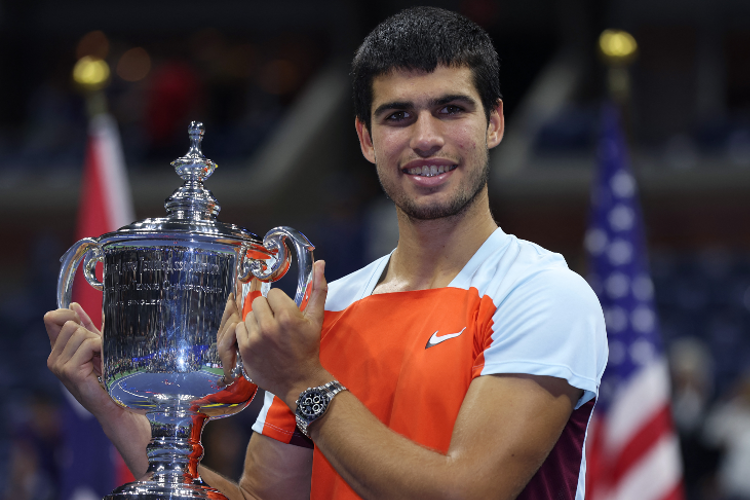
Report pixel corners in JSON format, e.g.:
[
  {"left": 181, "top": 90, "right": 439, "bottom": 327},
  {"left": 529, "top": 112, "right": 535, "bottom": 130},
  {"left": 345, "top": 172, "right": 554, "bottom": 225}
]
[
  {"left": 59, "top": 55, "right": 136, "bottom": 499},
  {"left": 72, "top": 55, "right": 111, "bottom": 117},
  {"left": 584, "top": 29, "right": 686, "bottom": 500},
  {"left": 598, "top": 29, "right": 638, "bottom": 140}
]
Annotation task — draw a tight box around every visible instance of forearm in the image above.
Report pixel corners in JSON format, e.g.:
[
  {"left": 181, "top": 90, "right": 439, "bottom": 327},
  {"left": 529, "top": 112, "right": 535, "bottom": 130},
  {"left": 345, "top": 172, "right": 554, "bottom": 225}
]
[
  {"left": 308, "top": 392, "right": 494, "bottom": 500},
  {"left": 97, "top": 406, "right": 151, "bottom": 478},
  {"left": 199, "top": 466, "right": 253, "bottom": 500},
  {"left": 305, "top": 374, "right": 579, "bottom": 500}
]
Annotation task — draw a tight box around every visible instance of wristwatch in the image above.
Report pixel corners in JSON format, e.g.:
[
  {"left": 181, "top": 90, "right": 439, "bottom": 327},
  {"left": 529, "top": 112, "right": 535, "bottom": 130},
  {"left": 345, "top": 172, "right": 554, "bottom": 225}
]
[{"left": 295, "top": 380, "right": 348, "bottom": 437}]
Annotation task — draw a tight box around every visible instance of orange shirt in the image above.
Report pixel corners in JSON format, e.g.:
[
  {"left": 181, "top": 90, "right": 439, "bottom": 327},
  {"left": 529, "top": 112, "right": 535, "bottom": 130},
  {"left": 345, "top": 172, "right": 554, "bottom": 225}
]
[{"left": 252, "top": 229, "right": 607, "bottom": 500}]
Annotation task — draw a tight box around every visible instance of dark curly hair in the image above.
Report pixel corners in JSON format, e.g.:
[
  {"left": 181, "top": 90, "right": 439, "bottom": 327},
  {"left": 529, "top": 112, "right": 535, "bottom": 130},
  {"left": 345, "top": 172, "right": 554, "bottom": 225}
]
[{"left": 352, "top": 6, "right": 501, "bottom": 132}]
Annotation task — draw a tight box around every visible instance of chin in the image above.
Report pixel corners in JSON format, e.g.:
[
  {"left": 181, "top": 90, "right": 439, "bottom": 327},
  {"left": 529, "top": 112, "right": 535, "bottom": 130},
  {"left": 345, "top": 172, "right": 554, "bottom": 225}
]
[
  {"left": 399, "top": 198, "right": 472, "bottom": 221},
  {"left": 398, "top": 182, "right": 488, "bottom": 221}
]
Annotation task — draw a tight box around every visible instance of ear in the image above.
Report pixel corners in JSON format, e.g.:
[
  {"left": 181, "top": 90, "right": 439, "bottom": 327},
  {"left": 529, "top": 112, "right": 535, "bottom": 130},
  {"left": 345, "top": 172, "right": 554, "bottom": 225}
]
[
  {"left": 486, "top": 99, "right": 505, "bottom": 149},
  {"left": 355, "top": 117, "right": 376, "bottom": 164}
]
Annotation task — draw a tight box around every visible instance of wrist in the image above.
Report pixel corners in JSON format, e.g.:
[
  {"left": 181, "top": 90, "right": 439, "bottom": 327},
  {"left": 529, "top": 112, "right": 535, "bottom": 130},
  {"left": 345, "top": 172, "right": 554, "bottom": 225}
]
[
  {"left": 285, "top": 369, "right": 335, "bottom": 410},
  {"left": 98, "top": 403, "right": 142, "bottom": 439},
  {"left": 294, "top": 380, "right": 348, "bottom": 437},
  {"left": 96, "top": 403, "right": 125, "bottom": 433}
]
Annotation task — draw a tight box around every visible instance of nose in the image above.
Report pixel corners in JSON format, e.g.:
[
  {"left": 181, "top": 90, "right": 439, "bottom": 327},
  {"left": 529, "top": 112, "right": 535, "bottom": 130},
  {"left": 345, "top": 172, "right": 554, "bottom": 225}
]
[{"left": 410, "top": 112, "right": 444, "bottom": 157}]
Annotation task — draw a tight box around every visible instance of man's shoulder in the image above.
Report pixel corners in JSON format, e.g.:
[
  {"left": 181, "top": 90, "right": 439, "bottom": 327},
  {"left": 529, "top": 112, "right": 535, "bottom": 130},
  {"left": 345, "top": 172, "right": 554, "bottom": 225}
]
[
  {"left": 453, "top": 229, "right": 576, "bottom": 296},
  {"left": 325, "top": 255, "right": 390, "bottom": 312}
]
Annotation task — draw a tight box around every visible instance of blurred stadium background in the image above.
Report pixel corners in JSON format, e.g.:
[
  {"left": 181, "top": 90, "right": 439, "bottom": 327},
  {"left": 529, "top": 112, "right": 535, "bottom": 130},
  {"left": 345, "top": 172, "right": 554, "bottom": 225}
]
[{"left": 0, "top": 0, "right": 749, "bottom": 499}]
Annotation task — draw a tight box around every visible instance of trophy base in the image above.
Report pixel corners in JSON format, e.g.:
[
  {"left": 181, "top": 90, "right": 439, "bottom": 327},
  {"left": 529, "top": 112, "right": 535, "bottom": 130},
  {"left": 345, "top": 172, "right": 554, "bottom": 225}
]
[{"left": 104, "top": 478, "right": 227, "bottom": 500}]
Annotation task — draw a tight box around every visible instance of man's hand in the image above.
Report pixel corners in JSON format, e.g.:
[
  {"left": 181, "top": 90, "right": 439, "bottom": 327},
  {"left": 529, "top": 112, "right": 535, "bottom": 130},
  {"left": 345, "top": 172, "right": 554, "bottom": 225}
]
[
  {"left": 235, "top": 260, "right": 332, "bottom": 408},
  {"left": 216, "top": 293, "right": 243, "bottom": 386},
  {"left": 45, "top": 303, "right": 117, "bottom": 418},
  {"left": 44, "top": 303, "right": 151, "bottom": 477}
]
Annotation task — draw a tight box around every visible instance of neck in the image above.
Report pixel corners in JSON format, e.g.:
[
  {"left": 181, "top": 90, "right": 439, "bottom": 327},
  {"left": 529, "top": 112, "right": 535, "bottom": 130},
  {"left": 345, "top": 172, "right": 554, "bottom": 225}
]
[{"left": 375, "top": 188, "right": 497, "bottom": 293}]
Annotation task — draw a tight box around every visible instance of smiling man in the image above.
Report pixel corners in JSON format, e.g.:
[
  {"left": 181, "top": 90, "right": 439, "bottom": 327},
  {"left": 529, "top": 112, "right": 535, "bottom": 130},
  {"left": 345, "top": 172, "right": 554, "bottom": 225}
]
[
  {"left": 361, "top": 65, "right": 500, "bottom": 223},
  {"left": 44, "top": 7, "right": 607, "bottom": 500}
]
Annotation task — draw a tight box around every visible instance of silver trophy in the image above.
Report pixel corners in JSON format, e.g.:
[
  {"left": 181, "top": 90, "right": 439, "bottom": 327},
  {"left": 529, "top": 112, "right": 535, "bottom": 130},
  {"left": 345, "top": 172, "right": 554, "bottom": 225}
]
[{"left": 57, "top": 122, "right": 314, "bottom": 500}]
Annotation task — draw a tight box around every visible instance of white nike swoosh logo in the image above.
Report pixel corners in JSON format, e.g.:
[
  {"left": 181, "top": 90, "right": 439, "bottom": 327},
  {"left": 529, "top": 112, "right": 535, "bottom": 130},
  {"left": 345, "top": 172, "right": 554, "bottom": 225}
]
[{"left": 425, "top": 327, "right": 466, "bottom": 349}]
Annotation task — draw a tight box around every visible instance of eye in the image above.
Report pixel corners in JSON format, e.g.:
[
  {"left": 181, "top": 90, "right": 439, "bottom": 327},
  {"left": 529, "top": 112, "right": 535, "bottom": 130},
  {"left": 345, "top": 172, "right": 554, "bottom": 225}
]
[
  {"left": 385, "top": 110, "right": 410, "bottom": 122},
  {"left": 439, "top": 105, "right": 464, "bottom": 115}
]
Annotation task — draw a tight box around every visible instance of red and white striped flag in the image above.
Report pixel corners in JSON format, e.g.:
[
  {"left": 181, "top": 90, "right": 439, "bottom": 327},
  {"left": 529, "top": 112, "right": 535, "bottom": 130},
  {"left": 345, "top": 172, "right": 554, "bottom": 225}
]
[
  {"left": 60, "top": 112, "right": 136, "bottom": 499},
  {"left": 584, "top": 103, "right": 685, "bottom": 500},
  {"left": 73, "top": 112, "right": 135, "bottom": 319}
]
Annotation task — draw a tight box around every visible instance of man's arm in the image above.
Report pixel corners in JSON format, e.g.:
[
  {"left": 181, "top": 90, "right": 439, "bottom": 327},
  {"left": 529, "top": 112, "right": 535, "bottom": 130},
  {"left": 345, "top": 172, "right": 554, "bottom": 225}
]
[
  {"left": 199, "top": 432, "right": 313, "bottom": 500},
  {"left": 310, "top": 373, "right": 580, "bottom": 500},
  {"left": 236, "top": 261, "right": 584, "bottom": 500},
  {"left": 44, "top": 304, "right": 151, "bottom": 477}
]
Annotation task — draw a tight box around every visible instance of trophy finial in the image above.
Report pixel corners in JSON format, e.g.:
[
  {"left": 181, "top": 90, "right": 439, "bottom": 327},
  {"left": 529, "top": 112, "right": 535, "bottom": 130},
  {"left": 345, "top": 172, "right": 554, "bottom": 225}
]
[
  {"left": 171, "top": 121, "right": 217, "bottom": 182},
  {"left": 188, "top": 121, "right": 205, "bottom": 153},
  {"left": 165, "top": 121, "right": 221, "bottom": 219}
]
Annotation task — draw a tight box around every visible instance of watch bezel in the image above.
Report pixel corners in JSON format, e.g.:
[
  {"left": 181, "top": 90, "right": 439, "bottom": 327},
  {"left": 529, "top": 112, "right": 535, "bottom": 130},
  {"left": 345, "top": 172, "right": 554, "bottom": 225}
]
[
  {"left": 297, "top": 387, "right": 330, "bottom": 418},
  {"left": 294, "top": 380, "right": 347, "bottom": 437}
]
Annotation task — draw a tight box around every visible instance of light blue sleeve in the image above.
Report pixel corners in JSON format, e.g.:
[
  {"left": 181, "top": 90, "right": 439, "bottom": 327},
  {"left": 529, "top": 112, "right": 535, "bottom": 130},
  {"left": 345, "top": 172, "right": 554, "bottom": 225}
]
[{"left": 480, "top": 268, "right": 608, "bottom": 409}]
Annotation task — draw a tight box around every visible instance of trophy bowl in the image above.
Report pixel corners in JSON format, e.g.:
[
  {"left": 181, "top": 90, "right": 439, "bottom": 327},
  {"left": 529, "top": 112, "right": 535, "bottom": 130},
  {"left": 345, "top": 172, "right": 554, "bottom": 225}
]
[{"left": 56, "top": 122, "right": 314, "bottom": 500}]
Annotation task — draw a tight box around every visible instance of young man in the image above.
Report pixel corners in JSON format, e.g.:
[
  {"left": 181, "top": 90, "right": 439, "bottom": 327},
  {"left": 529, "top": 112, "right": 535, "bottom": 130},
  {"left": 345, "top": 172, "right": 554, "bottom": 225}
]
[{"left": 45, "top": 7, "right": 607, "bottom": 500}]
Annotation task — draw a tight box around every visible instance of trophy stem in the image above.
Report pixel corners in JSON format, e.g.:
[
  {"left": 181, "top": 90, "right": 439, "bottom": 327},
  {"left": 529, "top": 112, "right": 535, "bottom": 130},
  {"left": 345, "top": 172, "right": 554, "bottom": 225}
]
[
  {"left": 104, "top": 409, "right": 227, "bottom": 500},
  {"left": 145, "top": 410, "right": 207, "bottom": 482}
]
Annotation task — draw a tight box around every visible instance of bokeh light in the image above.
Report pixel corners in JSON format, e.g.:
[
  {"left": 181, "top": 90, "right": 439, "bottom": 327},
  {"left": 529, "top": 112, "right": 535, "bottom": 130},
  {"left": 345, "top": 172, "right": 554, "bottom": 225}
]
[
  {"left": 599, "top": 29, "right": 638, "bottom": 65},
  {"left": 117, "top": 47, "right": 151, "bottom": 82},
  {"left": 72, "top": 56, "right": 110, "bottom": 91},
  {"left": 76, "top": 30, "right": 109, "bottom": 60}
]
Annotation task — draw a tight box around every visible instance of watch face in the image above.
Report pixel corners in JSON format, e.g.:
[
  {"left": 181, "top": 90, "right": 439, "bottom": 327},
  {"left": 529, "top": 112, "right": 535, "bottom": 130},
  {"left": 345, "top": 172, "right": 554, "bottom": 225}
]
[{"left": 298, "top": 389, "right": 328, "bottom": 417}]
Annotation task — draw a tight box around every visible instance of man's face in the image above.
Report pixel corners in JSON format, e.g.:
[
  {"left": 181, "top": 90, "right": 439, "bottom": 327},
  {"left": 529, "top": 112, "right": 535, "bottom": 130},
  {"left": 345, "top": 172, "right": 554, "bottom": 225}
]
[{"left": 356, "top": 65, "right": 504, "bottom": 221}]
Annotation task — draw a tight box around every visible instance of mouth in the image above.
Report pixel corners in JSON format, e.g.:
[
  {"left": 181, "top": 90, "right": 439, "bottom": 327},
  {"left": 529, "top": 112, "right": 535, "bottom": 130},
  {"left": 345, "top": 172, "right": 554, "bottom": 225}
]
[{"left": 403, "top": 164, "right": 458, "bottom": 177}]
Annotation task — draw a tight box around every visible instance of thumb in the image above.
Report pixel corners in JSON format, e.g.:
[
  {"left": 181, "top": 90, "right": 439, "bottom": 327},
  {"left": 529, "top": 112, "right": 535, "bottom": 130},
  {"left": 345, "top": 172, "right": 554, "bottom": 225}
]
[{"left": 303, "top": 260, "right": 328, "bottom": 326}]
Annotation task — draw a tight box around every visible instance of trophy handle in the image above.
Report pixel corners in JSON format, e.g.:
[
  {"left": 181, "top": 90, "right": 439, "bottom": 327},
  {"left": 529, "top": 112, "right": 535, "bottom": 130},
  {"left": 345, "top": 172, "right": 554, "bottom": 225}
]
[
  {"left": 241, "top": 226, "right": 315, "bottom": 310},
  {"left": 233, "top": 227, "right": 314, "bottom": 383},
  {"left": 57, "top": 237, "right": 104, "bottom": 309}
]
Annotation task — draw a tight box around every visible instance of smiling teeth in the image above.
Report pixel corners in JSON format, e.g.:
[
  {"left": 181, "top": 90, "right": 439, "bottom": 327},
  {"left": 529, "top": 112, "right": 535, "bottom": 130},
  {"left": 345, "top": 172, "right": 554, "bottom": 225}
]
[{"left": 406, "top": 165, "right": 456, "bottom": 177}]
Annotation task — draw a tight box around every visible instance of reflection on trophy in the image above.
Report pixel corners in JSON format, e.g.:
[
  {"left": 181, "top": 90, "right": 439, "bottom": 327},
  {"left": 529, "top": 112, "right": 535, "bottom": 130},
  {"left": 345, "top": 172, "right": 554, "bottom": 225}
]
[{"left": 57, "top": 121, "right": 314, "bottom": 500}]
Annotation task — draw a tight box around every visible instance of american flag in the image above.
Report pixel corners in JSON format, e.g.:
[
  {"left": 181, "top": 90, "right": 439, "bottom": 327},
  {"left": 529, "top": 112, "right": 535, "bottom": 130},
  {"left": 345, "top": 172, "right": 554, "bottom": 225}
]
[
  {"left": 584, "top": 103, "right": 685, "bottom": 500},
  {"left": 59, "top": 112, "right": 136, "bottom": 500}
]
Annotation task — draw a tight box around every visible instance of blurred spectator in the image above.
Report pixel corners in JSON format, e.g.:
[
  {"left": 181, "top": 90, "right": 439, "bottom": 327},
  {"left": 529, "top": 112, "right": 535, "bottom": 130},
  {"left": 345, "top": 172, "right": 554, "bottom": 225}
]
[
  {"left": 671, "top": 337, "right": 714, "bottom": 435},
  {"left": 670, "top": 337, "right": 721, "bottom": 500},
  {"left": 704, "top": 372, "right": 750, "bottom": 500},
  {"left": 3, "top": 395, "right": 62, "bottom": 500}
]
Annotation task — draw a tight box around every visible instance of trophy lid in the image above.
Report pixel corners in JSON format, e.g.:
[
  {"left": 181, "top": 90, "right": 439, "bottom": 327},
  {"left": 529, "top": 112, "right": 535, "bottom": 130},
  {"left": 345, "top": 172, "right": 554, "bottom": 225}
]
[{"left": 101, "top": 122, "right": 259, "bottom": 245}]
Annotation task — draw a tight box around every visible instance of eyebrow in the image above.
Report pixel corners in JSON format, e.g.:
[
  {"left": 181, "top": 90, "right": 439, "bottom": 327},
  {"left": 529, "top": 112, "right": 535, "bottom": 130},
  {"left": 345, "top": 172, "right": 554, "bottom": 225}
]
[{"left": 372, "top": 93, "right": 478, "bottom": 119}]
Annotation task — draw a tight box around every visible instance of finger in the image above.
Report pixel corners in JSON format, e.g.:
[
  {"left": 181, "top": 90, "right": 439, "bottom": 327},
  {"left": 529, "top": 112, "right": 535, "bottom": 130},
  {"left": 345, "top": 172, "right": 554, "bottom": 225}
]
[
  {"left": 217, "top": 310, "right": 240, "bottom": 377},
  {"left": 218, "top": 327, "right": 238, "bottom": 378},
  {"left": 49, "top": 320, "right": 83, "bottom": 359},
  {"left": 44, "top": 309, "right": 80, "bottom": 347},
  {"left": 265, "top": 287, "right": 296, "bottom": 313},
  {"left": 235, "top": 319, "right": 253, "bottom": 353},
  {"left": 250, "top": 295, "right": 276, "bottom": 331},
  {"left": 48, "top": 323, "right": 98, "bottom": 379},
  {"left": 220, "top": 293, "right": 237, "bottom": 327},
  {"left": 234, "top": 289, "right": 243, "bottom": 312},
  {"left": 59, "top": 324, "right": 100, "bottom": 367},
  {"left": 217, "top": 296, "right": 239, "bottom": 343},
  {"left": 70, "top": 303, "right": 100, "bottom": 335},
  {"left": 218, "top": 310, "right": 239, "bottom": 343},
  {"left": 58, "top": 336, "right": 104, "bottom": 390},
  {"left": 66, "top": 335, "right": 103, "bottom": 374},
  {"left": 236, "top": 315, "right": 265, "bottom": 382},
  {"left": 303, "top": 260, "right": 328, "bottom": 326}
]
